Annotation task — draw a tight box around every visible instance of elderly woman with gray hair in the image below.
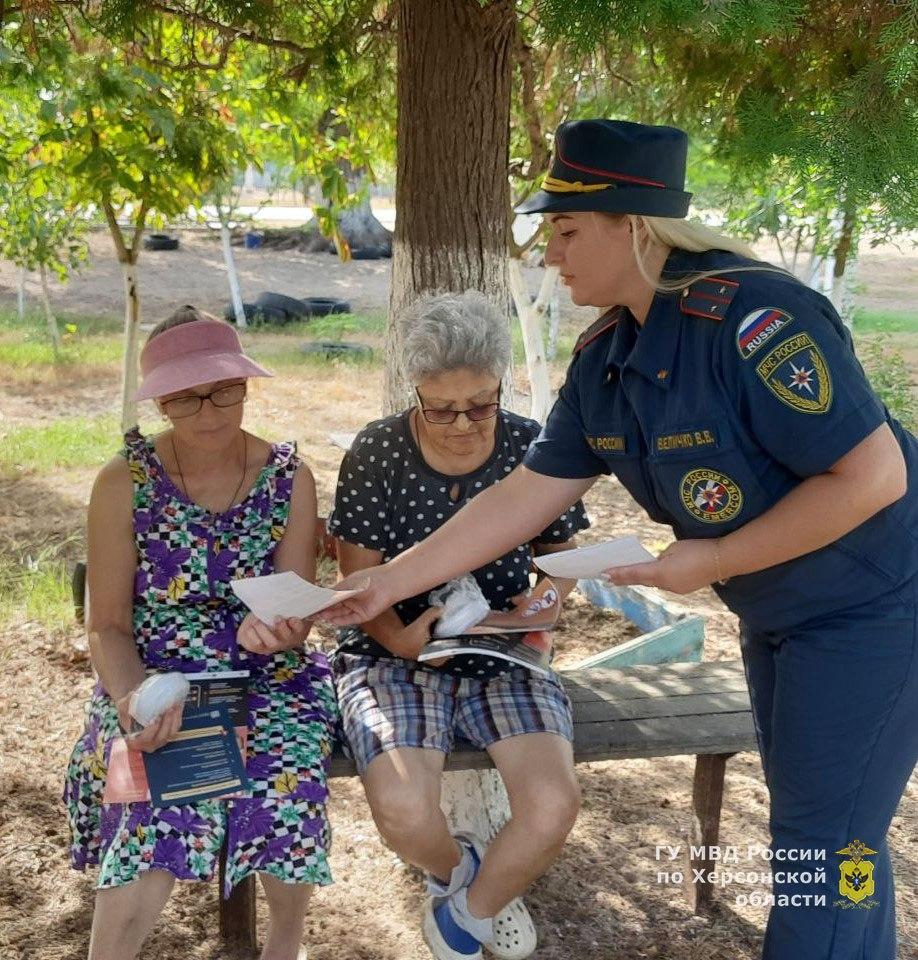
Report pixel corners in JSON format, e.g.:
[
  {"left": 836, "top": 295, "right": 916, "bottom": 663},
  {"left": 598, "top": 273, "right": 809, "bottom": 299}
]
[{"left": 327, "top": 291, "right": 589, "bottom": 960}]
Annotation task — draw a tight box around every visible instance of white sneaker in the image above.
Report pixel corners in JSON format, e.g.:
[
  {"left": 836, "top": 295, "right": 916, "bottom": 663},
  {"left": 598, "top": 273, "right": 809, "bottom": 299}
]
[{"left": 455, "top": 833, "right": 538, "bottom": 960}]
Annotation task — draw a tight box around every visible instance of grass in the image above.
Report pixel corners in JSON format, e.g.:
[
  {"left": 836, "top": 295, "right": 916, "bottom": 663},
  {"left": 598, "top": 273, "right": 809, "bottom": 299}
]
[
  {"left": 0, "top": 310, "right": 123, "bottom": 368},
  {"left": 0, "top": 415, "right": 125, "bottom": 473},
  {"left": 254, "top": 311, "right": 387, "bottom": 339},
  {"left": 852, "top": 309, "right": 918, "bottom": 334},
  {"left": 0, "top": 542, "right": 77, "bottom": 632},
  {"left": 0, "top": 337, "right": 123, "bottom": 368},
  {"left": 0, "top": 309, "right": 389, "bottom": 372},
  {"left": 248, "top": 342, "right": 381, "bottom": 370}
]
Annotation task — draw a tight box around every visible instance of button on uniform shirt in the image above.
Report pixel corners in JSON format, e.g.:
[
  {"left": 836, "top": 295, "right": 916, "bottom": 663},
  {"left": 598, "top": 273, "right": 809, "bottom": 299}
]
[
  {"left": 328, "top": 409, "right": 590, "bottom": 679},
  {"left": 525, "top": 248, "right": 918, "bottom": 633}
]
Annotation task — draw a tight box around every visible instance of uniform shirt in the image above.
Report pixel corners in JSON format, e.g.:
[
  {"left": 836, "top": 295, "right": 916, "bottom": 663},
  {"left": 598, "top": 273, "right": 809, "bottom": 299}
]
[
  {"left": 525, "top": 248, "right": 918, "bottom": 632},
  {"left": 328, "top": 408, "right": 590, "bottom": 678}
]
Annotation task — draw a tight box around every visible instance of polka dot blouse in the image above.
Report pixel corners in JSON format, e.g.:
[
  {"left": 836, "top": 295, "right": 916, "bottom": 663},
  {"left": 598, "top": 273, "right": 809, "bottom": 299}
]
[{"left": 327, "top": 408, "right": 590, "bottom": 678}]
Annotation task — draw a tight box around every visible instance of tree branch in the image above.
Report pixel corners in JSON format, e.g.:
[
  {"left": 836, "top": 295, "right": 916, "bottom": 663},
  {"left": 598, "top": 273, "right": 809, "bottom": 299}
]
[
  {"left": 147, "top": 1, "right": 331, "bottom": 59},
  {"left": 87, "top": 112, "right": 130, "bottom": 265}
]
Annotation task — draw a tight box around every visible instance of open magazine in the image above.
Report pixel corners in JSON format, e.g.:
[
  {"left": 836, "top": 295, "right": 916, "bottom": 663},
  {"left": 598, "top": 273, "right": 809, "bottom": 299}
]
[{"left": 417, "top": 578, "right": 560, "bottom": 676}]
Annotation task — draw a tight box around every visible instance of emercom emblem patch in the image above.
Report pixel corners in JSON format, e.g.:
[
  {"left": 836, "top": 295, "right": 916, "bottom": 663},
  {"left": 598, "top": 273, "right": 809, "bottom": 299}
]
[{"left": 755, "top": 332, "right": 833, "bottom": 415}]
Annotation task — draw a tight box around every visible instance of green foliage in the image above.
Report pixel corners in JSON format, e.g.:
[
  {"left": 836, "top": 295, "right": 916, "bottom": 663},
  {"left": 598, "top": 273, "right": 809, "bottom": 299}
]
[
  {"left": 530, "top": 1, "right": 918, "bottom": 246},
  {"left": 535, "top": 0, "right": 807, "bottom": 54},
  {"left": 1, "top": 15, "right": 252, "bottom": 264},
  {"left": 0, "top": 101, "right": 88, "bottom": 277},
  {"left": 71, "top": 1, "right": 397, "bottom": 257},
  {"left": 860, "top": 334, "right": 918, "bottom": 431}
]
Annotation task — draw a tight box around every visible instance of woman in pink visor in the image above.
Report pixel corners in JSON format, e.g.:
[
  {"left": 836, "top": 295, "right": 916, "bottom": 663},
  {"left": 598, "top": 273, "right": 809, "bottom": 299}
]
[{"left": 64, "top": 306, "right": 337, "bottom": 960}]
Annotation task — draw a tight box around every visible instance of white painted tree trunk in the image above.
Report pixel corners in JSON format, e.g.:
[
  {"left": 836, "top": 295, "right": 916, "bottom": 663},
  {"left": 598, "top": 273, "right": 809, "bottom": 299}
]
[
  {"left": 120, "top": 261, "right": 142, "bottom": 433},
  {"left": 508, "top": 259, "right": 557, "bottom": 424},
  {"left": 834, "top": 260, "right": 857, "bottom": 331},
  {"left": 38, "top": 265, "right": 62, "bottom": 356},
  {"left": 441, "top": 767, "right": 511, "bottom": 843},
  {"left": 546, "top": 285, "right": 560, "bottom": 361},
  {"left": 221, "top": 221, "right": 247, "bottom": 328},
  {"left": 17, "top": 266, "right": 27, "bottom": 321}
]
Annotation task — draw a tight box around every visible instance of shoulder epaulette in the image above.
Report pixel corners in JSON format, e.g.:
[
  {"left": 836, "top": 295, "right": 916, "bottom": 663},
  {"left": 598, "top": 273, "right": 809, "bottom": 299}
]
[
  {"left": 573, "top": 308, "right": 622, "bottom": 354},
  {"left": 680, "top": 275, "right": 740, "bottom": 320}
]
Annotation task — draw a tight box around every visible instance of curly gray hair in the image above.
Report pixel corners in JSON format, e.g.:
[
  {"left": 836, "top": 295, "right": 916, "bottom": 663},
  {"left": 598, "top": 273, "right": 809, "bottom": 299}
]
[{"left": 400, "top": 291, "right": 510, "bottom": 384}]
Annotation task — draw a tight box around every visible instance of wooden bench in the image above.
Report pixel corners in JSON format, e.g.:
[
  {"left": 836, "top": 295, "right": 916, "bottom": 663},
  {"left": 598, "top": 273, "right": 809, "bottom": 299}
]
[
  {"left": 71, "top": 562, "right": 757, "bottom": 955},
  {"left": 220, "top": 659, "right": 757, "bottom": 953}
]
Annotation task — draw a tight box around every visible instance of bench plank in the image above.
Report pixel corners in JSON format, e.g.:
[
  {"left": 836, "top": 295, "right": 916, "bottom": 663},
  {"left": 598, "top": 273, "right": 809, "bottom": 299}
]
[
  {"left": 572, "top": 689, "right": 750, "bottom": 723},
  {"left": 564, "top": 660, "right": 748, "bottom": 702}
]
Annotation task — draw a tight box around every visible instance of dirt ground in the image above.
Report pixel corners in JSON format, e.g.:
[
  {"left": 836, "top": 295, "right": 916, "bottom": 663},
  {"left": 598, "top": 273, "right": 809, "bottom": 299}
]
[{"left": 0, "top": 232, "right": 916, "bottom": 960}]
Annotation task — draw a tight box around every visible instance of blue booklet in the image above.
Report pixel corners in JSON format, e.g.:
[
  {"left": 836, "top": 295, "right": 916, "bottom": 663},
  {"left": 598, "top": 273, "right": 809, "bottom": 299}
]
[{"left": 143, "top": 703, "right": 251, "bottom": 806}]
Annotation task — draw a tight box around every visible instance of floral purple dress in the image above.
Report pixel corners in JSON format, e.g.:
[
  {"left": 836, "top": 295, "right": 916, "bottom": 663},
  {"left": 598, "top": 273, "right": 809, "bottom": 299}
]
[{"left": 64, "top": 429, "right": 337, "bottom": 896}]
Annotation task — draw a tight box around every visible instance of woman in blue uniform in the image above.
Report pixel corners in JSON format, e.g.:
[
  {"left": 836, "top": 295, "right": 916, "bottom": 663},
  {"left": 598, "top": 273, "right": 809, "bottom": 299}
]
[{"left": 324, "top": 119, "right": 918, "bottom": 960}]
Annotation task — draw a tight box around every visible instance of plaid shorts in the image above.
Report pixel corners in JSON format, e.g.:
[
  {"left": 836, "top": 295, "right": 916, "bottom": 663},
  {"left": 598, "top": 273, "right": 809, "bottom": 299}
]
[{"left": 333, "top": 653, "right": 574, "bottom": 775}]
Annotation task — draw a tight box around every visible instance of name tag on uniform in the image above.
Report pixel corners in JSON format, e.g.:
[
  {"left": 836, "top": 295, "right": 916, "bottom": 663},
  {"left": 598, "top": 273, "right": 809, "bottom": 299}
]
[
  {"left": 587, "top": 434, "right": 628, "bottom": 455},
  {"left": 653, "top": 427, "right": 719, "bottom": 454}
]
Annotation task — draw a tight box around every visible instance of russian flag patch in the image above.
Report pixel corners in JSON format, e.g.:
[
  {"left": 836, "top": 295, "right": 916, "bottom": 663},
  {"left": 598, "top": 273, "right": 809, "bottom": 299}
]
[{"left": 736, "top": 307, "right": 794, "bottom": 359}]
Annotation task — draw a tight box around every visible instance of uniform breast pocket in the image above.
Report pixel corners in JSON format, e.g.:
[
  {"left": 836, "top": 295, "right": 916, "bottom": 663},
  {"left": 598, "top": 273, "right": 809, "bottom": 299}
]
[{"left": 647, "top": 419, "right": 768, "bottom": 532}]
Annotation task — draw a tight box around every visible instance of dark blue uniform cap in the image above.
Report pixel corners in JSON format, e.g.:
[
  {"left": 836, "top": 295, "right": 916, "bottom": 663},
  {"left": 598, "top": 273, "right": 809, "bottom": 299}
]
[{"left": 517, "top": 118, "right": 692, "bottom": 218}]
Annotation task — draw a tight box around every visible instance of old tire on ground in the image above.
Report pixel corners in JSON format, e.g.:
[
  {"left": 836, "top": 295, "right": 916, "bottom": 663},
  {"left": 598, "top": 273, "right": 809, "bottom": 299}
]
[
  {"left": 223, "top": 302, "right": 289, "bottom": 326},
  {"left": 254, "top": 291, "right": 312, "bottom": 319},
  {"left": 300, "top": 297, "right": 351, "bottom": 317},
  {"left": 350, "top": 246, "right": 390, "bottom": 260},
  {"left": 143, "top": 233, "right": 180, "bottom": 251}
]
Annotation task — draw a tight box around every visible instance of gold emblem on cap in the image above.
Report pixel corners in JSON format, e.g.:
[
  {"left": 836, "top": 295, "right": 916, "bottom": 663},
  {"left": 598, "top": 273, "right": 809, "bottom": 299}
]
[{"left": 542, "top": 174, "right": 614, "bottom": 194}]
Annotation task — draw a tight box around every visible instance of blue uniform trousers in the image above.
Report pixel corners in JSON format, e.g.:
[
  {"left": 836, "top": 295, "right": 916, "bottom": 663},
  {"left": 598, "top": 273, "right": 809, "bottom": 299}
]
[{"left": 741, "top": 579, "right": 918, "bottom": 959}]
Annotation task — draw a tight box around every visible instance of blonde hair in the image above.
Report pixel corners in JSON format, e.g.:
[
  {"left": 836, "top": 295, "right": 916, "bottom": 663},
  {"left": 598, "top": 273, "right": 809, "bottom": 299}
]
[{"left": 617, "top": 214, "right": 787, "bottom": 292}]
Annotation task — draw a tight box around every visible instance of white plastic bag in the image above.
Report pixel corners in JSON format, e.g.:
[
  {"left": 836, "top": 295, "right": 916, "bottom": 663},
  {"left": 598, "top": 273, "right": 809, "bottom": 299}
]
[
  {"left": 429, "top": 575, "right": 491, "bottom": 638},
  {"left": 129, "top": 672, "right": 190, "bottom": 727}
]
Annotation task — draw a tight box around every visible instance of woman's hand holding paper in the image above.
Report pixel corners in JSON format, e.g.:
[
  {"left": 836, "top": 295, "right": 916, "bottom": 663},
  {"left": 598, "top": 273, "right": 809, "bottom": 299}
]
[{"left": 237, "top": 611, "right": 314, "bottom": 654}]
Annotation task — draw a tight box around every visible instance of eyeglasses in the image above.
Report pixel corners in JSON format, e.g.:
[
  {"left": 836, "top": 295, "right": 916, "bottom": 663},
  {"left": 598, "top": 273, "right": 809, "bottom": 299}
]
[
  {"left": 161, "top": 382, "right": 247, "bottom": 419},
  {"left": 415, "top": 386, "right": 501, "bottom": 425}
]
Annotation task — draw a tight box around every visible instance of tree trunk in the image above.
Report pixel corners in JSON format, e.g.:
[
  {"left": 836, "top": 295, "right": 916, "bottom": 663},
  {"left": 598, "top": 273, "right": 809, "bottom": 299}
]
[
  {"left": 508, "top": 259, "right": 555, "bottom": 423},
  {"left": 384, "top": 0, "right": 515, "bottom": 414},
  {"left": 830, "top": 206, "right": 857, "bottom": 328},
  {"left": 221, "top": 219, "right": 247, "bottom": 328},
  {"left": 337, "top": 194, "right": 392, "bottom": 253},
  {"left": 38, "top": 264, "right": 62, "bottom": 357},
  {"left": 120, "top": 260, "right": 142, "bottom": 433},
  {"left": 384, "top": 0, "right": 518, "bottom": 877},
  {"left": 17, "top": 265, "right": 26, "bottom": 321}
]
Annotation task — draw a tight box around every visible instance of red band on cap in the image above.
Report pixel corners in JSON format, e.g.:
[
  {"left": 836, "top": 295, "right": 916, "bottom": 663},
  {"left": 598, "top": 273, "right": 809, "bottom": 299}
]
[{"left": 556, "top": 143, "right": 667, "bottom": 189}]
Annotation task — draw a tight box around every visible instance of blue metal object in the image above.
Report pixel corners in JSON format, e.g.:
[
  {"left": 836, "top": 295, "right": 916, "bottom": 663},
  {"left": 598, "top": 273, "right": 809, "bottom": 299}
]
[{"left": 574, "top": 577, "right": 705, "bottom": 668}]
